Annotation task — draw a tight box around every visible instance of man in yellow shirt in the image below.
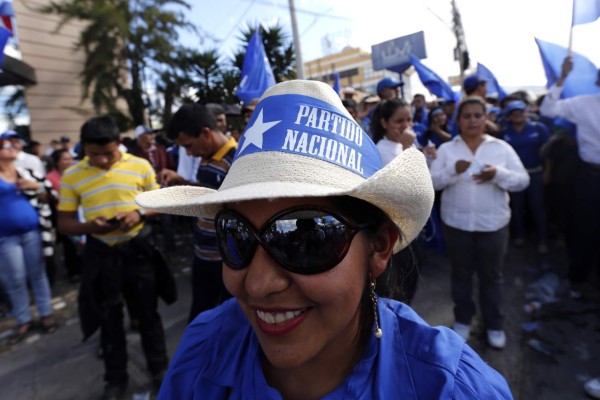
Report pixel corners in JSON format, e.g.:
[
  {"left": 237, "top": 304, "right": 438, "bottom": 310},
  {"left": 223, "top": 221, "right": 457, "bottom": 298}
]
[{"left": 58, "top": 116, "right": 173, "bottom": 399}]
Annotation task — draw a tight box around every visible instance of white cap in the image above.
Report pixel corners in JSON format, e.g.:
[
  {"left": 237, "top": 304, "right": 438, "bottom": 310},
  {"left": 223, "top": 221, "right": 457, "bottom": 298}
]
[{"left": 134, "top": 125, "right": 152, "bottom": 138}]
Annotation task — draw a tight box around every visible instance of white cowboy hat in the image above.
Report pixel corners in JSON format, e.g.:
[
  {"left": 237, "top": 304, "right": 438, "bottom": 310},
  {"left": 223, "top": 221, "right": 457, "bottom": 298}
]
[{"left": 136, "top": 80, "right": 434, "bottom": 251}]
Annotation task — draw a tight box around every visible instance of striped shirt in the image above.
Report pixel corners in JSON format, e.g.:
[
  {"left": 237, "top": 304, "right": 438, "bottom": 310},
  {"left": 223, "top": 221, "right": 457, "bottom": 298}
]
[
  {"left": 194, "top": 138, "right": 237, "bottom": 261},
  {"left": 58, "top": 152, "right": 159, "bottom": 245}
]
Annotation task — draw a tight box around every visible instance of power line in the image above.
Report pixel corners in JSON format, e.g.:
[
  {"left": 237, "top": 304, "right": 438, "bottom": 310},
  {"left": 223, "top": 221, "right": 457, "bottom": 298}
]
[{"left": 249, "top": 0, "right": 351, "bottom": 21}]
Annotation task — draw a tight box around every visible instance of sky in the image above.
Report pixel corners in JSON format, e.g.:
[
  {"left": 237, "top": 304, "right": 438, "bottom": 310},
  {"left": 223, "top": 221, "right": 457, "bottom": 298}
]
[{"left": 185, "top": 0, "right": 600, "bottom": 94}]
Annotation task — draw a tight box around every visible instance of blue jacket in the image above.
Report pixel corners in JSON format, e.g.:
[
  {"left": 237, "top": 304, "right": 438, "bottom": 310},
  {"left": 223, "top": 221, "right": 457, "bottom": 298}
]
[
  {"left": 501, "top": 121, "right": 550, "bottom": 170},
  {"left": 158, "top": 298, "right": 513, "bottom": 399}
]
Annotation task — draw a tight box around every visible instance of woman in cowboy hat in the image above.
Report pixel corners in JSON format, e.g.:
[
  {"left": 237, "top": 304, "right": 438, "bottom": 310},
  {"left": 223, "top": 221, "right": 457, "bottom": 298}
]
[{"left": 137, "top": 81, "right": 513, "bottom": 399}]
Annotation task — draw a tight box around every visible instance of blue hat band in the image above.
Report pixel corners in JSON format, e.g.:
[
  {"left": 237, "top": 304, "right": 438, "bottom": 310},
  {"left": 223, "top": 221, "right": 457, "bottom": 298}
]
[{"left": 236, "top": 94, "right": 382, "bottom": 179}]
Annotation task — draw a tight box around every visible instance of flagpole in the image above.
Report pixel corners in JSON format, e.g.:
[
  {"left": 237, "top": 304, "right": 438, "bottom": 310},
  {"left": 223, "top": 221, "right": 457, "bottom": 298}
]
[
  {"left": 289, "top": 0, "right": 304, "bottom": 79},
  {"left": 568, "top": 0, "right": 574, "bottom": 55}
]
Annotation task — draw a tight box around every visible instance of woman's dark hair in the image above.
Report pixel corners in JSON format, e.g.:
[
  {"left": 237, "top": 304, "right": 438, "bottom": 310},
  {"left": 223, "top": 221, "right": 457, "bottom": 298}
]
[
  {"left": 80, "top": 116, "right": 120, "bottom": 145},
  {"left": 167, "top": 104, "right": 217, "bottom": 140},
  {"left": 456, "top": 96, "right": 487, "bottom": 120},
  {"left": 370, "top": 98, "right": 410, "bottom": 144},
  {"left": 332, "top": 195, "right": 412, "bottom": 352},
  {"left": 49, "top": 148, "right": 70, "bottom": 171}
]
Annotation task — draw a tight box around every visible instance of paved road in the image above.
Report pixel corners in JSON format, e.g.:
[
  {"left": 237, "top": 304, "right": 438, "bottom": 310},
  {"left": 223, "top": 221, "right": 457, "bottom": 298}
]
[{"left": 0, "top": 238, "right": 598, "bottom": 399}]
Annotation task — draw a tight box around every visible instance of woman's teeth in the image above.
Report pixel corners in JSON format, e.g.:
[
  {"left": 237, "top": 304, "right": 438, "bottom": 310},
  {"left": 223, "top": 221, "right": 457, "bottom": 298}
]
[{"left": 256, "top": 309, "right": 304, "bottom": 324}]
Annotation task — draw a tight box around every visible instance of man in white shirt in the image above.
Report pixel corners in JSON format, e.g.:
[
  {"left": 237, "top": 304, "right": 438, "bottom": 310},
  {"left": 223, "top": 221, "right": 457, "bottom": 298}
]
[{"left": 539, "top": 57, "right": 600, "bottom": 292}]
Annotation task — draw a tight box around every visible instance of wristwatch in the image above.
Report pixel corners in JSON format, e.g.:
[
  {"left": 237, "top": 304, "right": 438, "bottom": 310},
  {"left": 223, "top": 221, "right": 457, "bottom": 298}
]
[{"left": 136, "top": 208, "right": 147, "bottom": 221}]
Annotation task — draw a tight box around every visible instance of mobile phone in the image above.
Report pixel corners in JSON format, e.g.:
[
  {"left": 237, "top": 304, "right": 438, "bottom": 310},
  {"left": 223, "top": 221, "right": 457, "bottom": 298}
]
[{"left": 106, "top": 217, "right": 120, "bottom": 226}]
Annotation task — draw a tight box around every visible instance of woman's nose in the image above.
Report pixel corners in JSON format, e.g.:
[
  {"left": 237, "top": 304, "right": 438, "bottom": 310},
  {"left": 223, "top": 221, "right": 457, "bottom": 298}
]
[{"left": 244, "top": 244, "right": 290, "bottom": 298}]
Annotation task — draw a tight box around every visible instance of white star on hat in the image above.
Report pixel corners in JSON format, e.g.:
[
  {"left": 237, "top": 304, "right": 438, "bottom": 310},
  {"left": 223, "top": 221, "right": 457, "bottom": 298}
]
[{"left": 239, "top": 109, "right": 282, "bottom": 154}]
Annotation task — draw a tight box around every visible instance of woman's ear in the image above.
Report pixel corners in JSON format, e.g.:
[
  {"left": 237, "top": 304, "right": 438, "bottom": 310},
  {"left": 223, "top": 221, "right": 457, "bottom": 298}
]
[{"left": 369, "top": 223, "right": 399, "bottom": 279}]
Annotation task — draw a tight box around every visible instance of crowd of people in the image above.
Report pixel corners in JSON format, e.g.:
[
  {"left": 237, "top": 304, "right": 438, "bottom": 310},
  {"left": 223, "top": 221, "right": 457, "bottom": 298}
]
[{"left": 0, "top": 54, "right": 598, "bottom": 399}]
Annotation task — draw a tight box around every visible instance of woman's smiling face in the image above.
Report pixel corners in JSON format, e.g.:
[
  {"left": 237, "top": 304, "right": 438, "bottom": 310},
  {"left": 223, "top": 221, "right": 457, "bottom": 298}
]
[{"left": 222, "top": 196, "right": 371, "bottom": 372}]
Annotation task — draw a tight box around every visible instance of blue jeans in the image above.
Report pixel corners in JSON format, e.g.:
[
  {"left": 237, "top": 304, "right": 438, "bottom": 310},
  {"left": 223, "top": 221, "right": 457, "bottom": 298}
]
[{"left": 0, "top": 229, "right": 53, "bottom": 324}]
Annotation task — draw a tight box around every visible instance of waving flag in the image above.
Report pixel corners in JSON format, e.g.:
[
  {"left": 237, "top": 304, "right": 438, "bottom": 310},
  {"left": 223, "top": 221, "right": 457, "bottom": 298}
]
[
  {"left": 535, "top": 38, "right": 600, "bottom": 98},
  {"left": 572, "top": 0, "right": 600, "bottom": 25},
  {"left": 476, "top": 63, "right": 507, "bottom": 101},
  {"left": 237, "top": 29, "right": 276, "bottom": 104},
  {"left": 332, "top": 72, "right": 341, "bottom": 96},
  {"left": 0, "top": 1, "right": 14, "bottom": 34},
  {"left": 409, "top": 54, "right": 455, "bottom": 101}
]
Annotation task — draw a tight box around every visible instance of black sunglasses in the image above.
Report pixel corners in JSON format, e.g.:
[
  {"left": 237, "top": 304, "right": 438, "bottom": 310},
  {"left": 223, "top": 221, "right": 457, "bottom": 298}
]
[{"left": 215, "top": 206, "right": 370, "bottom": 275}]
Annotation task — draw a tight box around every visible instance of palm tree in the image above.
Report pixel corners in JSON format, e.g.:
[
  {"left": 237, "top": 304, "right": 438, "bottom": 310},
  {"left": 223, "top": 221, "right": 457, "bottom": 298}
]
[{"left": 41, "top": 0, "right": 198, "bottom": 129}]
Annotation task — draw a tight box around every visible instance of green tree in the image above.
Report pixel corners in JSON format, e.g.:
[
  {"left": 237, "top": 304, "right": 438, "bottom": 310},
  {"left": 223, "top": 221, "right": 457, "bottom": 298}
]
[
  {"left": 41, "top": 0, "right": 199, "bottom": 129},
  {"left": 190, "top": 49, "right": 224, "bottom": 104},
  {"left": 232, "top": 23, "right": 296, "bottom": 84}
]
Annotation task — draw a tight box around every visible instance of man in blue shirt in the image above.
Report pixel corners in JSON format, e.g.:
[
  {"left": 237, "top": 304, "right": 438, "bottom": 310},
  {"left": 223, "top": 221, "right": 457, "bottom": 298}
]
[{"left": 501, "top": 100, "right": 550, "bottom": 253}]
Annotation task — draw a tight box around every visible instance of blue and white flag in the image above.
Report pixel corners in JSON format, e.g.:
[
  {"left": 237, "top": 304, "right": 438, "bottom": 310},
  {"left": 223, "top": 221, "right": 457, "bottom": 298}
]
[
  {"left": 476, "top": 63, "right": 507, "bottom": 101},
  {"left": 572, "top": 0, "right": 600, "bottom": 25},
  {"left": 237, "top": 93, "right": 381, "bottom": 179},
  {"left": 237, "top": 30, "right": 276, "bottom": 104},
  {"left": 535, "top": 37, "right": 600, "bottom": 98},
  {"left": 409, "top": 54, "right": 455, "bottom": 101}
]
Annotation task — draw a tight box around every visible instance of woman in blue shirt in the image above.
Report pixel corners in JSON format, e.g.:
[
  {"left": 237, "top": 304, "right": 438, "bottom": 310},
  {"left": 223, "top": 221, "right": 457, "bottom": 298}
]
[
  {"left": 137, "top": 80, "right": 513, "bottom": 399},
  {"left": 0, "top": 134, "right": 57, "bottom": 345}
]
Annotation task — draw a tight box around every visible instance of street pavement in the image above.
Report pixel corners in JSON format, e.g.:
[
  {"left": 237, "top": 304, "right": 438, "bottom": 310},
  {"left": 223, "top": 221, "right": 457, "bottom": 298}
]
[{"left": 0, "top": 234, "right": 598, "bottom": 400}]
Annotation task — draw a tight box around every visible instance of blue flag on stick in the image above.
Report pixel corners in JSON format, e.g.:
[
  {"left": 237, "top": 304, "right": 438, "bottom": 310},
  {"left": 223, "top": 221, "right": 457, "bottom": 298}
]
[
  {"left": 409, "top": 54, "right": 455, "bottom": 101},
  {"left": 572, "top": 0, "right": 600, "bottom": 25},
  {"left": 476, "top": 63, "right": 507, "bottom": 101},
  {"left": 237, "top": 30, "right": 276, "bottom": 104},
  {"left": 332, "top": 72, "right": 341, "bottom": 96},
  {"left": 535, "top": 38, "right": 600, "bottom": 98}
]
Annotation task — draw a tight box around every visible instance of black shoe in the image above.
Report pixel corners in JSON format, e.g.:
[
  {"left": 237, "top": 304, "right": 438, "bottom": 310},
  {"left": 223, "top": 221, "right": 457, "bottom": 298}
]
[{"left": 100, "top": 382, "right": 127, "bottom": 400}]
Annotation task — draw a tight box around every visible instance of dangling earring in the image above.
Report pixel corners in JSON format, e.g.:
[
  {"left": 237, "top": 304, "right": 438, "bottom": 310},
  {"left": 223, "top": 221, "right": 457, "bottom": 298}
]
[{"left": 369, "top": 273, "right": 382, "bottom": 339}]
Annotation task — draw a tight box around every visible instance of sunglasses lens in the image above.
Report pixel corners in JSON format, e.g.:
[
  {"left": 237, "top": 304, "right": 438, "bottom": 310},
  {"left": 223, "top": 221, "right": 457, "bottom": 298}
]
[
  {"left": 215, "top": 213, "right": 256, "bottom": 269},
  {"left": 264, "top": 210, "right": 350, "bottom": 273}
]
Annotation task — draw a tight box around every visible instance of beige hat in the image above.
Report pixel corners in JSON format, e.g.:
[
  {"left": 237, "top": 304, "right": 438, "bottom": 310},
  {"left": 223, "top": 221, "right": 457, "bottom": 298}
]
[{"left": 136, "top": 80, "right": 434, "bottom": 251}]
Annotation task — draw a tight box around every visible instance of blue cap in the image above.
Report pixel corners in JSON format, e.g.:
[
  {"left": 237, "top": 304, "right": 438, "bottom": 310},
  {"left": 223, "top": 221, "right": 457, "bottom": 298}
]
[
  {"left": 463, "top": 75, "right": 486, "bottom": 93},
  {"left": 376, "top": 78, "right": 402, "bottom": 93},
  {"left": 505, "top": 100, "right": 526, "bottom": 114},
  {"left": 0, "top": 130, "right": 21, "bottom": 140}
]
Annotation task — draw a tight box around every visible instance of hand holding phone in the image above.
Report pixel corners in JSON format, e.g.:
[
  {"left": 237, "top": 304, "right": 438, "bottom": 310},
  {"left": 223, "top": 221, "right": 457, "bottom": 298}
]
[{"left": 106, "top": 216, "right": 121, "bottom": 226}]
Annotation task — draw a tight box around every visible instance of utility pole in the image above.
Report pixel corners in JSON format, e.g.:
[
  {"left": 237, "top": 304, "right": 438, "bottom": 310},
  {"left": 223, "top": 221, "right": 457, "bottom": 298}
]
[
  {"left": 289, "top": 0, "right": 304, "bottom": 79},
  {"left": 451, "top": 0, "right": 469, "bottom": 80}
]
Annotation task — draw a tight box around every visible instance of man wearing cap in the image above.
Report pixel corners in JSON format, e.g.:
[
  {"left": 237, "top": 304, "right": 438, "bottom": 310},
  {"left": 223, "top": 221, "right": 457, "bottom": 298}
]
[
  {"left": 462, "top": 75, "right": 487, "bottom": 98},
  {"left": 3, "top": 131, "right": 46, "bottom": 177},
  {"left": 60, "top": 136, "right": 77, "bottom": 157},
  {"left": 130, "top": 125, "right": 175, "bottom": 173},
  {"left": 159, "top": 104, "right": 237, "bottom": 322},
  {"left": 540, "top": 57, "right": 600, "bottom": 296},
  {"left": 501, "top": 100, "right": 550, "bottom": 253},
  {"left": 376, "top": 77, "right": 402, "bottom": 101},
  {"left": 342, "top": 86, "right": 356, "bottom": 101}
]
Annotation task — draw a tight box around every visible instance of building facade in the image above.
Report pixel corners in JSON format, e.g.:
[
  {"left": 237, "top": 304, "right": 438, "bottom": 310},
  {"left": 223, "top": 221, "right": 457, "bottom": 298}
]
[
  {"left": 303, "top": 47, "right": 415, "bottom": 98},
  {"left": 12, "top": 0, "right": 94, "bottom": 148}
]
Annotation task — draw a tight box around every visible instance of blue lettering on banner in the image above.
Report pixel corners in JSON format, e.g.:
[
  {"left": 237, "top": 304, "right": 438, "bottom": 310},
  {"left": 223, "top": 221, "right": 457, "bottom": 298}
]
[{"left": 236, "top": 94, "right": 382, "bottom": 178}]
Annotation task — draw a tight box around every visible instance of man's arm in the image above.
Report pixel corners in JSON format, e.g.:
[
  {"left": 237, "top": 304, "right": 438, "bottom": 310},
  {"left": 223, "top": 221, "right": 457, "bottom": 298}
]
[
  {"left": 539, "top": 57, "right": 576, "bottom": 120},
  {"left": 58, "top": 211, "right": 118, "bottom": 236}
]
